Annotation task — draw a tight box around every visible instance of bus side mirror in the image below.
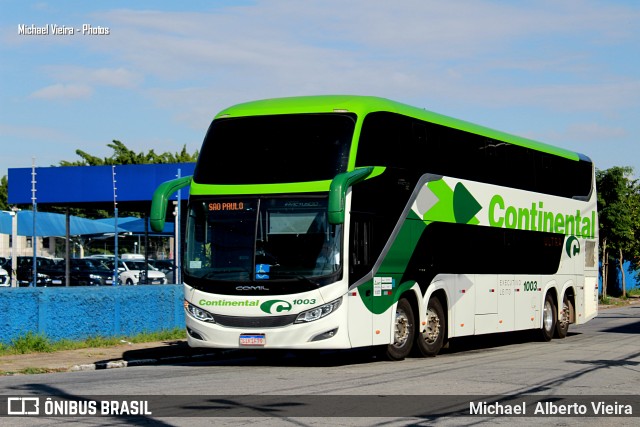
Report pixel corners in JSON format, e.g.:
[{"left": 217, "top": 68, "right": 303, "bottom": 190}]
[
  {"left": 328, "top": 167, "right": 374, "bottom": 224},
  {"left": 150, "top": 176, "right": 193, "bottom": 232}
]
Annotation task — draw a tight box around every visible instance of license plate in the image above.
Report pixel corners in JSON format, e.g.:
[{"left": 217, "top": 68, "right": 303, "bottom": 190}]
[
  {"left": 239, "top": 334, "right": 266, "bottom": 346},
  {"left": 52, "top": 280, "right": 62, "bottom": 285},
  {"left": 106, "top": 280, "right": 113, "bottom": 285}
]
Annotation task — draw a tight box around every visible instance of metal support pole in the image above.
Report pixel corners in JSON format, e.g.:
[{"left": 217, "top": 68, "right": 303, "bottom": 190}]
[
  {"left": 112, "top": 165, "right": 119, "bottom": 286},
  {"left": 175, "top": 168, "right": 182, "bottom": 285},
  {"left": 10, "top": 207, "right": 19, "bottom": 287},
  {"left": 31, "top": 158, "right": 37, "bottom": 287},
  {"left": 65, "top": 208, "right": 70, "bottom": 286}
]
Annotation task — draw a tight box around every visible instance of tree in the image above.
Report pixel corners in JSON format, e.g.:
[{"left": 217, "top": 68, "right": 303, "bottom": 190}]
[
  {"left": 0, "top": 176, "right": 8, "bottom": 211},
  {"left": 596, "top": 166, "right": 640, "bottom": 298},
  {"left": 59, "top": 140, "right": 198, "bottom": 166}
]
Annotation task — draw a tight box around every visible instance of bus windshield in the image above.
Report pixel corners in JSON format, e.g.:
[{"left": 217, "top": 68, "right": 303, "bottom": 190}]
[
  {"left": 185, "top": 196, "right": 342, "bottom": 290},
  {"left": 193, "top": 113, "right": 355, "bottom": 185}
]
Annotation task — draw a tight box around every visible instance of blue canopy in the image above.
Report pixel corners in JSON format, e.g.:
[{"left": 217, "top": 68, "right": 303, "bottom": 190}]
[
  {"left": 0, "top": 210, "right": 126, "bottom": 237},
  {"left": 95, "top": 217, "right": 174, "bottom": 234}
]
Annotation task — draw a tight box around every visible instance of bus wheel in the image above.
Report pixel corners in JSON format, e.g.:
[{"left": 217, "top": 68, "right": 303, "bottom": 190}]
[
  {"left": 539, "top": 293, "right": 557, "bottom": 342},
  {"left": 384, "top": 298, "right": 415, "bottom": 361},
  {"left": 555, "top": 295, "right": 573, "bottom": 339},
  {"left": 415, "top": 296, "right": 445, "bottom": 357}
]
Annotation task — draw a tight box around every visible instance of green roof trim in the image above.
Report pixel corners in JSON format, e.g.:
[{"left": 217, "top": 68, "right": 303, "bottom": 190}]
[
  {"left": 190, "top": 167, "right": 385, "bottom": 197},
  {"left": 214, "top": 95, "right": 583, "bottom": 161},
  {"left": 190, "top": 181, "right": 333, "bottom": 195}
]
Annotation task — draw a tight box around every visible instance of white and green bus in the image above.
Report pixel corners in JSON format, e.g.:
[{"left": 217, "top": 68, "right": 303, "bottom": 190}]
[{"left": 150, "top": 96, "right": 598, "bottom": 359}]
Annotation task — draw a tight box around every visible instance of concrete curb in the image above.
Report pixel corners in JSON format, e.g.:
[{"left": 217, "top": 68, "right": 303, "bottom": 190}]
[
  {"left": 69, "top": 351, "right": 223, "bottom": 372},
  {"left": 70, "top": 358, "right": 159, "bottom": 372}
]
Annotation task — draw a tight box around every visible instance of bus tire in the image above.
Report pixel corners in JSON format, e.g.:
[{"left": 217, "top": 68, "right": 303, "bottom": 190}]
[
  {"left": 539, "top": 293, "right": 557, "bottom": 342},
  {"left": 555, "top": 295, "right": 573, "bottom": 339},
  {"left": 415, "top": 296, "right": 445, "bottom": 357},
  {"left": 384, "top": 298, "right": 415, "bottom": 361}
]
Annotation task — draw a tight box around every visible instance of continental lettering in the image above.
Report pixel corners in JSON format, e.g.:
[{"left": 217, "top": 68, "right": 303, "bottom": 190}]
[
  {"left": 488, "top": 194, "right": 595, "bottom": 238},
  {"left": 199, "top": 299, "right": 259, "bottom": 307}
]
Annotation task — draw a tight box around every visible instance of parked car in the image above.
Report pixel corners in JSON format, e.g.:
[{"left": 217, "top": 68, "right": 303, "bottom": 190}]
[
  {"left": 0, "top": 266, "right": 9, "bottom": 286},
  {"left": 149, "top": 259, "right": 176, "bottom": 283},
  {"left": 149, "top": 259, "right": 175, "bottom": 272},
  {"left": 49, "top": 258, "right": 116, "bottom": 286},
  {"left": 105, "top": 259, "right": 167, "bottom": 285},
  {"left": 16, "top": 256, "right": 60, "bottom": 286}
]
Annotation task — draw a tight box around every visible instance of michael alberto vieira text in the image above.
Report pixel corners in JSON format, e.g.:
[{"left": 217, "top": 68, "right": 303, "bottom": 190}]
[{"left": 470, "top": 400, "right": 633, "bottom": 416}]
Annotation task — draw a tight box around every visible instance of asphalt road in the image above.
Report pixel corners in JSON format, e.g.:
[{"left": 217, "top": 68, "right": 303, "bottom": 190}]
[{"left": 1, "top": 304, "right": 639, "bottom": 426}]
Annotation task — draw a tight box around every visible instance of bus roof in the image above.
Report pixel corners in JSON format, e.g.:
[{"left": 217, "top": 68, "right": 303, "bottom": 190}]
[{"left": 215, "top": 95, "right": 587, "bottom": 162}]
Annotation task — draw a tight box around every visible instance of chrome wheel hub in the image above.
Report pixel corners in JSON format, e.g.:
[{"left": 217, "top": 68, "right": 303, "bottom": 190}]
[
  {"left": 543, "top": 300, "right": 554, "bottom": 331},
  {"left": 393, "top": 309, "right": 411, "bottom": 348},
  {"left": 423, "top": 307, "right": 440, "bottom": 344}
]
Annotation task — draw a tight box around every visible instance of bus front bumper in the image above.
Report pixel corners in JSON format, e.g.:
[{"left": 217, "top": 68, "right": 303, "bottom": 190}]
[{"left": 184, "top": 309, "right": 352, "bottom": 350}]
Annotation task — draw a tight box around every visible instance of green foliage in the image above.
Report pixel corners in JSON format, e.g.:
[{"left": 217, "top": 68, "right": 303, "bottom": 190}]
[
  {"left": 599, "top": 167, "right": 640, "bottom": 266},
  {"left": 59, "top": 140, "right": 198, "bottom": 166},
  {"left": 0, "top": 328, "right": 186, "bottom": 356},
  {"left": 596, "top": 166, "right": 640, "bottom": 297},
  {"left": 9, "top": 332, "right": 53, "bottom": 354},
  {"left": 0, "top": 175, "right": 8, "bottom": 211},
  {"left": 597, "top": 167, "right": 639, "bottom": 256}
]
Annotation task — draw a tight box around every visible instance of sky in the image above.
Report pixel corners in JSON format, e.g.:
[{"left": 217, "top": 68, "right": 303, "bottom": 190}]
[{"left": 1, "top": 0, "right": 639, "bottom": 183}]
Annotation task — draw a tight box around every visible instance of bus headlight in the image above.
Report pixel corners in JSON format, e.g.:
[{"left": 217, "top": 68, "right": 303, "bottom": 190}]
[
  {"left": 294, "top": 297, "right": 342, "bottom": 324},
  {"left": 185, "top": 301, "right": 215, "bottom": 323}
]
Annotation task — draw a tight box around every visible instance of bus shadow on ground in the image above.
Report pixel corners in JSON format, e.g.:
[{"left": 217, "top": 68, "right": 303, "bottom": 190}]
[
  {"left": 440, "top": 330, "right": 581, "bottom": 355},
  {"left": 122, "top": 330, "right": 582, "bottom": 368}
]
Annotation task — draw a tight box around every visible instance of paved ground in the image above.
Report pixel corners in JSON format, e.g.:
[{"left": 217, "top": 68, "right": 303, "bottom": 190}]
[{"left": 1, "top": 299, "right": 637, "bottom": 375}]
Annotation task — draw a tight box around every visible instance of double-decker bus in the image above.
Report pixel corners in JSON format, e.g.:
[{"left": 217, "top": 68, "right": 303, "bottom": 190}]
[{"left": 150, "top": 95, "right": 598, "bottom": 359}]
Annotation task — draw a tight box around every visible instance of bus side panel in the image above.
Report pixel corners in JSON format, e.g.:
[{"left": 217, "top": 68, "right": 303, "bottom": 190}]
[
  {"left": 579, "top": 276, "right": 598, "bottom": 324},
  {"left": 347, "top": 286, "right": 374, "bottom": 348},
  {"left": 514, "top": 274, "right": 541, "bottom": 331},
  {"left": 497, "top": 275, "right": 515, "bottom": 332},
  {"left": 453, "top": 274, "right": 475, "bottom": 337},
  {"left": 474, "top": 275, "right": 500, "bottom": 335}
]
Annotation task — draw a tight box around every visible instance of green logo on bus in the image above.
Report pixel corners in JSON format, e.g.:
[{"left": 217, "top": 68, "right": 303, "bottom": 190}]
[
  {"left": 423, "top": 180, "right": 481, "bottom": 225},
  {"left": 260, "top": 300, "right": 293, "bottom": 314},
  {"left": 453, "top": 182, "right": 482, "bottom": 224},
  {"left": 565, "top": 236, "right": 580, "bottom": 258}
]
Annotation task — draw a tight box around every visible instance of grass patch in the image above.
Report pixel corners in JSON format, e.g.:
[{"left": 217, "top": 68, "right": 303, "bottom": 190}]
[
  {"left": 1, "top": 367, "right": 68, "bottom": 376},
  {"left": 599, "top": 296, "right": 611, "bottom": 305},
  {"left": 9, "top": 332, "right": 53, "bottom": 354},
  {"left": 0, "top": 328, "right": 186, "bottom": 357}
]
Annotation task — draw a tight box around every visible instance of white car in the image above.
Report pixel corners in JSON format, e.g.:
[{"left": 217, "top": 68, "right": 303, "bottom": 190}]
[
  {"left": 0, "top": 267, "right": 9, "bottom": 286},
  {"left": 107, "top": 259, "right": 167, "bottom": 285}
]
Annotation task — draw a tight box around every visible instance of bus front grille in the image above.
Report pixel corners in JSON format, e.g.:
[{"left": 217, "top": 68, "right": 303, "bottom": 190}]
[{"left": 213, "top": 313, "right": 298, "bottom": 328}]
